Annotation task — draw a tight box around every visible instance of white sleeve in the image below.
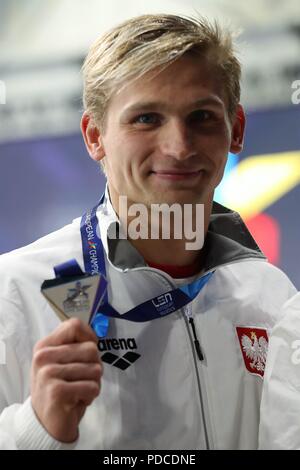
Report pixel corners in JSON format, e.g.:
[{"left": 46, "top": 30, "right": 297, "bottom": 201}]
[
  {"left": 259, "top": 292, "right": 300, "bottom": 450},
  {"left": 15, "top": 397, "right": 78, "bottom": 450},
  {"left": 0, "top": 398, "right": 77, "bottom": 450},
  {"left": 0, "top": 297, "right": 77, "bottom": 450}
]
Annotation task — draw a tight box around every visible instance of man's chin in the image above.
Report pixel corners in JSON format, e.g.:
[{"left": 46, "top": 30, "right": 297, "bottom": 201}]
[{"left": 146, "top": 190, "right": 204, "bottom": 206}]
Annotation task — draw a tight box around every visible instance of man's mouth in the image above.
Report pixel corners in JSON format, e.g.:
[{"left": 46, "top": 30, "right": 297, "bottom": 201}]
[{"left": 150, "top": 170, "right": 203, "bottom": 181}]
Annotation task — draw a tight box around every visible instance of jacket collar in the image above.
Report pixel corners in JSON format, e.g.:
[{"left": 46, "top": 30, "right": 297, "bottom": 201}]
[
  {"left": 97, "top": 186, "right": 266, "bottom": 273},
  {"left": 204, "top": 201, "right": 265, "bottom": 272}
]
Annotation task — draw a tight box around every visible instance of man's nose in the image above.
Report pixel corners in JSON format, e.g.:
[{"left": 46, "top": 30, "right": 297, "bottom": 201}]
[{"left": 159, "top": 119, "right": 196, "bottom": 160}]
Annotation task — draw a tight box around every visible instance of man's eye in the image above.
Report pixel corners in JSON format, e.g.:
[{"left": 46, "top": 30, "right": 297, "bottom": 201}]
[
  {"left": 190, "top": 110, "right": 213, "bottom": 122},
  {"left": 134, "top": 114, "right": 159, "bottom": 125}
]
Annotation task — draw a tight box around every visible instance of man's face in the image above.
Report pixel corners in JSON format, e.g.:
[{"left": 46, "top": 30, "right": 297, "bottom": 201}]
[{"left": 93, "top": 54, "right": 244, "bottom": 208}]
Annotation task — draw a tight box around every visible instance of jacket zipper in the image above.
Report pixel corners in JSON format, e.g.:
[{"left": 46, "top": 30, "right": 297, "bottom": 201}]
[
  {"left": 128, "top": 267, "right": 213, "bottom": 448},
  {"left": 184, "top": 303, "right": 211, "bottom": 450},
  {"left": 184, "top": 304, "right": 204, "bottom": 361}
]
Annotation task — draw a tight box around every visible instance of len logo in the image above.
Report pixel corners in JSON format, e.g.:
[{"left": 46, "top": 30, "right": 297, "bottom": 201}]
[{"left": 152, "top": 293, "right": 175, "bottom": 316}]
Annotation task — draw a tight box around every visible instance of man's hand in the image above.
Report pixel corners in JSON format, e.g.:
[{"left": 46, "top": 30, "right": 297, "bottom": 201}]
[{"left": 31, "top": 318, "right": 102, "bottom": 443}]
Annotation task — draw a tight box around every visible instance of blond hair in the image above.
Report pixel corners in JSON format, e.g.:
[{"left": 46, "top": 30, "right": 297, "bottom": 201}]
[{"left": 82, "top": 13, "right": 241, "bottom": 129}]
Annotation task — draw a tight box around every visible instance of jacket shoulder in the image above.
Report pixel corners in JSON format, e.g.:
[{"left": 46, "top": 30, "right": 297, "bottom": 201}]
[
  {"left": 0, "top": 217, "right": 82, "bottom": 299},
  {"left": 224, "top": 259, "right": 295, "bottom": 289},
  {"left": 216, "top": 260, "right": 297, "bottom": 324}
]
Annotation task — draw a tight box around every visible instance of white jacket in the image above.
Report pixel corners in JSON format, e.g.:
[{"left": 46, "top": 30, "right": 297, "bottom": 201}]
[
  {"left": 0, "top": 192, "right": 296, "bottom": 450},
  {"left": 259, "top": 292, "right": 300, "bottom": 449}
]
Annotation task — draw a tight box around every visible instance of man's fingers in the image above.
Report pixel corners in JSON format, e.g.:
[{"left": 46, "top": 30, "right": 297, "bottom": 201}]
[
  {"left": 33, "top": 341, "right": 100, "bottom": 368},
  {"left": 35, "top": 318, "right": 98, "bottom": 349},
  {"left": 49, "top": 380, "right": 101, "bottom": 408},
  {"left": 39, "top": 362, "right": 103, "bottom": 383}
]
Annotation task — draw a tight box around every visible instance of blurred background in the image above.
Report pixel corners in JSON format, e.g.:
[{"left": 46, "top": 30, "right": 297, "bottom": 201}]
[{"left": 0, "top": 0, "right": 299, "bottom": 287}]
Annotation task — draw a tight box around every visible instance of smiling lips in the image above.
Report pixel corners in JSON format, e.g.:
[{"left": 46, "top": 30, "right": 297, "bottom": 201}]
[{"left": 151, "top": 170, "right": 203, "bottom": 181}]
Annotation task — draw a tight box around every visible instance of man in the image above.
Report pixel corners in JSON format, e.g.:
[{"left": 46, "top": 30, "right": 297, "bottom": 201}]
[
  {"left": 0, "top": 14, "right": 296, "bottom": 450},
  {"left": 259, "top": 292, "right": 300, "bottom": 449}
]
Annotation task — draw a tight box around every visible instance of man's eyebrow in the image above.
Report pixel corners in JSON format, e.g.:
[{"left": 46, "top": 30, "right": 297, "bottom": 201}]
[
  {"left": 193, "top": 97, "right": 224, "bottom": 108},
  {"left": 121, "top": 101, "right": 168, "bottom": 116},
  {"left": 121, "top": 97, "right": 224, "bottom": 116}
]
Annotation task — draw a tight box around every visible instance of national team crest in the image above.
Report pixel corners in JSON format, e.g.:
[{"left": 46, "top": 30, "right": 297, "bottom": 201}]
[{"left": 236, "top": 327, "right": 269, "bottom": 378}]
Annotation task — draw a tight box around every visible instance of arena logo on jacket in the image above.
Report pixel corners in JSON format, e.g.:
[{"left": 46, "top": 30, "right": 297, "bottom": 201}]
[
  {"left": 97, "top": 337, "right": 141, "bottom": 371},
  {"left": 236, "top": 327, "right": 269, "bottom": 378}
]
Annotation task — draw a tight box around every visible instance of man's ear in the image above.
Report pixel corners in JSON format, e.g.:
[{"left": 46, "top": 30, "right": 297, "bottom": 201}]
[
  {"left": 230, "top": 104, "right": 246, "bottom": 154},
  {"left": 80, "top": 112, "right": 105, "bottom": 162}
]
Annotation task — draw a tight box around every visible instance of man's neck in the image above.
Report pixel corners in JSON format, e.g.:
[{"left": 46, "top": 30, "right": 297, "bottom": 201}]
[
  {"left": 146, "top": 257, "right": 203, "bottom": 278},
  {"left": 130, "top": 238, "right": 203, "bottom": 267},
  {"left": 108, "top": 189, "right": 212, "bottom": 268}
]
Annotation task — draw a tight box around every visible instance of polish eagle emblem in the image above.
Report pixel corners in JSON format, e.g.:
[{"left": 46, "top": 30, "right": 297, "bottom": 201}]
[{"left": 236, "top": 327, "right": 269, "bottom": 378}]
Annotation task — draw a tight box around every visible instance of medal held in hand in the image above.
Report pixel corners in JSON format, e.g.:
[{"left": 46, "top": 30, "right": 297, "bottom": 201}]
[{"left": 41, "top": 259, "right": 107, "bottom": 325}]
